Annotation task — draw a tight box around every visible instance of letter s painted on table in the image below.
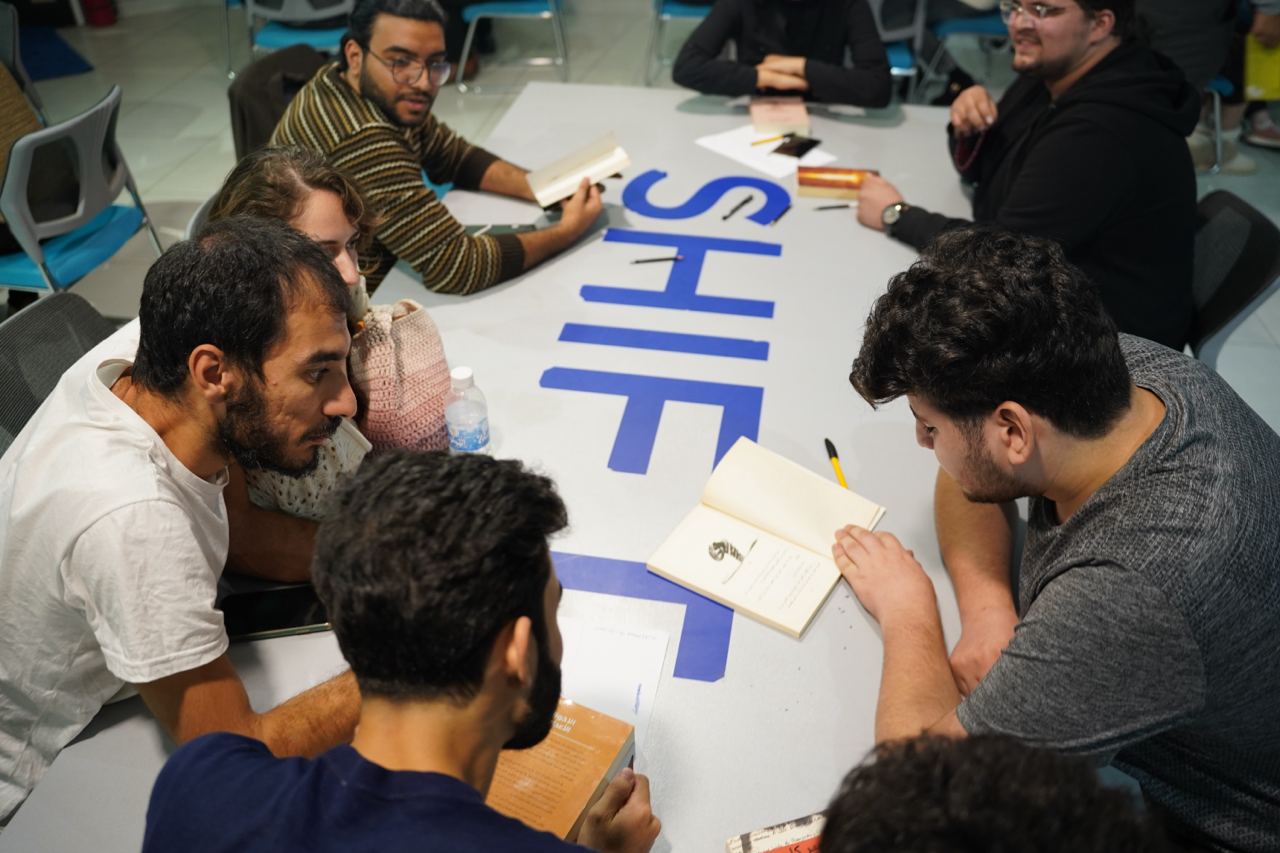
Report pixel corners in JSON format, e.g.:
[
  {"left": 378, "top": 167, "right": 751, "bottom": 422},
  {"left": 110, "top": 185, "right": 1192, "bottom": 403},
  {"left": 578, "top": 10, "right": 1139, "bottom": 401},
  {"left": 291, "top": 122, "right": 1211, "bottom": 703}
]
[{"left": 622, "top": 170, "right": 791, "bottom": 225}]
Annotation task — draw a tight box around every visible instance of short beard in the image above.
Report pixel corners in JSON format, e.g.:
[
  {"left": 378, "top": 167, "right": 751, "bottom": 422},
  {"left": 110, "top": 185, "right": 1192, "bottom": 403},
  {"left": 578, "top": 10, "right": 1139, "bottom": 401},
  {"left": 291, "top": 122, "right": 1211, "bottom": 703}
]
[
  {"left": 217, "top": 378, "right": 337, "bottom": 479},
  {"left": 504, "top": 631, "right": 562, "bottom": 751},
  {"left": 959, "top": 426, "right": 1028, "bottom": 504},
  {"left": 358, "top": 63, "right": 429, "bottom": 128}
]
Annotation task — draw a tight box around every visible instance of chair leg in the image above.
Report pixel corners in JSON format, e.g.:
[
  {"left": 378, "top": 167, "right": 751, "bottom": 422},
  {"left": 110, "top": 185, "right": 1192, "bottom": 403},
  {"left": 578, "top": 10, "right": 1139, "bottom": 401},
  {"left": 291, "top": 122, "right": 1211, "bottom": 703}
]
[
  {"left": 456, "top": 18, "right": 480, "bottom": 92},
  {"left": 1210, "top": 89, "right": 1223, "bottom": 176},
  {"left": 551, "top": 9, "right": 569, "bottom": 81},
  {"left": 224, "top": 0, "right": 236, "bottom": 79},
  {"left": 644, "top": 15, "right": 662, "bottom": 86}
]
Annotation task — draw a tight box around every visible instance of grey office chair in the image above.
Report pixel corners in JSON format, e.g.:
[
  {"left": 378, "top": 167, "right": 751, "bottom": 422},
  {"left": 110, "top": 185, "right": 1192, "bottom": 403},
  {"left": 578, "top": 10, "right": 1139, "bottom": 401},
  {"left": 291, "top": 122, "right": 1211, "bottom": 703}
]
[
  {"left": 0, "top": 1, "right": 45, "bottom": 123},
  {"left": 0, "top": 85, "right": 163, "bottom": 293},
  {"left": 1190, "top": 190, "right": 1280, "bottom": 371},
  {"left": 865, "top": 0, "right": 927, "bottom": 102},
  {"left": 0, "top": 292, "right": 116, "bottom": 455}
]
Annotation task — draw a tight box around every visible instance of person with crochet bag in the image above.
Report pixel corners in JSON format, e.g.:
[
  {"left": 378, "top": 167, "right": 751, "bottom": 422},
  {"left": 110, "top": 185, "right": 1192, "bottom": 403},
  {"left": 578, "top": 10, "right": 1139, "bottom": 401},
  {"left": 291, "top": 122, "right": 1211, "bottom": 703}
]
[{"left": 207, "top": 147, "right": 450, "bottom": 526}]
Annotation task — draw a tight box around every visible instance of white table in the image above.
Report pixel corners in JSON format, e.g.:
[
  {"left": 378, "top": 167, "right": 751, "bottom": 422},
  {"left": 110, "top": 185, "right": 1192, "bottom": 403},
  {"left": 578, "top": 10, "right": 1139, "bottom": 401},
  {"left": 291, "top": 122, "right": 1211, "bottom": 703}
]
[{"left": 2, "top": 83, "right": 973, "bottom": 852}]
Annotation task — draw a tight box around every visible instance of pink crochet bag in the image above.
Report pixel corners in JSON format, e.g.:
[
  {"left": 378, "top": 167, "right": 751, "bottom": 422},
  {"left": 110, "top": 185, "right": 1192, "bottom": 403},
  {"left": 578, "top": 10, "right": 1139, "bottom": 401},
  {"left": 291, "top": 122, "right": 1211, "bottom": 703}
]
[{"left": 348, "top": 299, "right": 450, "bottom": 452}]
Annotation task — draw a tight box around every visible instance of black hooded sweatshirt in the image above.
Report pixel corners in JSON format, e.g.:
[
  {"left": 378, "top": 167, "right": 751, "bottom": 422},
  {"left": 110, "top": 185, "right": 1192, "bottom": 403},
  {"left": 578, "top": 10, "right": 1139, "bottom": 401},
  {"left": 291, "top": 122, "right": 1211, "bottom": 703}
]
[
  {"left": 671, "top": 0, "right": 891, "bottom": 107},
  {"left": 894, "top": 41, "right": 1200, "bottom": 350}
]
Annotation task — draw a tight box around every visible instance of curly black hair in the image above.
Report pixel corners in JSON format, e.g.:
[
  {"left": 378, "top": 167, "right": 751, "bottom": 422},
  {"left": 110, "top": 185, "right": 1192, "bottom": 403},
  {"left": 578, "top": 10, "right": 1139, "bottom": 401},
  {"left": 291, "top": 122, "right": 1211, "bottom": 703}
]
[
  {"left": 849, "top": 227, "right": 1131, "bottom": 439},
  {"left": 340, "top": 0, "right": 448, "bottom": 70},
  {"left": 821, "top": 735, "right": 1169, "bottom": 853},
  {"left": 131, "top": 216, "right": 350, "bottom": 396},
  {"left": 312, "top": 450, "right": 568, "bottom": 702}
]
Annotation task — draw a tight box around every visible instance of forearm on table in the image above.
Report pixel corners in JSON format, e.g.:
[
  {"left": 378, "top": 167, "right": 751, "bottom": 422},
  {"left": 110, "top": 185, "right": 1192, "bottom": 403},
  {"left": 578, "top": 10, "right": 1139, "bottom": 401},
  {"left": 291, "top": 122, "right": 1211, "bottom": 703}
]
[
  {"left": 225, "top": 469, "right": 317, "bottom": 582},
  {"left": 515, "top": 223, "right": 581, "bottom": 270},
  {"left": 875, "top": 608, "right": 963, "bottom": 743},
  {"left": 255, "top": 670, "right": 361, "bottom": 758},
  {"left": 934, "top": 468, "right": 1016, "bottom": 617},
  {"left": 478, "top": 158, "right": 534, "bottom": 201}
]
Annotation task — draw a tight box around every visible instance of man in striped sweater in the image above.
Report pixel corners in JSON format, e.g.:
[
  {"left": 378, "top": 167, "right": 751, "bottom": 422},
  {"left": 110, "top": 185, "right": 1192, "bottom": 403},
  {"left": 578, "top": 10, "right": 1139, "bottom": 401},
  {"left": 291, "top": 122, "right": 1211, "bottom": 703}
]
[{"left": 273, "top": 0, "right": 602, "bottom": 295}]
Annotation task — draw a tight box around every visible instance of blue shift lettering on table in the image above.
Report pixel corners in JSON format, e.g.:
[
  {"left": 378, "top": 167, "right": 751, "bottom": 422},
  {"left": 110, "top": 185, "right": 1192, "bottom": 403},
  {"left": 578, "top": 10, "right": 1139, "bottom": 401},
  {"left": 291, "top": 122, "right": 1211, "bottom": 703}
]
[{"left": 621, "top": 169, "right": 790, "bottom": 226}]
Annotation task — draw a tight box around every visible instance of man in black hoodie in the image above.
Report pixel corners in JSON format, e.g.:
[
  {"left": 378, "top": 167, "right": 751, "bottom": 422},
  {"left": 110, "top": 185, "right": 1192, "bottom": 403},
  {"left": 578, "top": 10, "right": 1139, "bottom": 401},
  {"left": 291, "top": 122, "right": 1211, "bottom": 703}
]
[{"left": 855, "top": 0, "right": 1199, "bottom": 351}]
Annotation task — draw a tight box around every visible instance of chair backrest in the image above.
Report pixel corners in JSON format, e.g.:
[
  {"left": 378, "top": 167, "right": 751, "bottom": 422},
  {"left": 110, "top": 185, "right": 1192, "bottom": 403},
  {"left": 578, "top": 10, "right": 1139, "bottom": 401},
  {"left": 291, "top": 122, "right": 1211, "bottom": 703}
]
[
  {"left": 0, "top": 1, "right": 40, "bottom": 112},
  {"left": 185, "top": 194, "right": 218, "bottom": 241},
  {"left": 246, "top": 0, "right": 354, "bottom": 24},
  {"left": 1191, "top": 190, "right": 1280, "bottom": 361},
  {"left": 0, "top": 292, "right": 117, "bottom": 456},
  {"left": 864, "top": 0, "right": 926, "bottom": 51},
  {"left": 0, "top": 85, "right": 130, "bottom": 267}
]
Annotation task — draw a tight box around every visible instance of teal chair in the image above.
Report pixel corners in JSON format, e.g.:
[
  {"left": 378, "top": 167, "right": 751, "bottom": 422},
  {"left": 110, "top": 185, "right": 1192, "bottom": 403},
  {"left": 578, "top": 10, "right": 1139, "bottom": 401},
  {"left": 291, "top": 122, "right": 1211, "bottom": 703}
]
[
  {"left": 645, "top": 0, "right": 711, "bottom": 86},
  {"left": 0, "top": 85, "right": 162, "bottom": 293},
  {"left": 246, "top": 0, "right": 354, "bottom": 60},
  {"left": 455, "top": 0, "right": 568, "bottom": 92},
  {"left": 919, "top": 12, "right": 1007, "bottom": 95}
]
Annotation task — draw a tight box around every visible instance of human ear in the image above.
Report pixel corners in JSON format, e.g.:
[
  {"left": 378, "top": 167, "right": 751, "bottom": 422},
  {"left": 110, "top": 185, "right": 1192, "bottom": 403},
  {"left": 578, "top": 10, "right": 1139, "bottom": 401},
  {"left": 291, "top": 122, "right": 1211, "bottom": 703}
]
[
  {"left": 994, "top": 402, "right": 1035, "bottom": 464},
  {"left": 501, "top": 616, "right": 534, "bottom": 688},
  {"left": 188, "top": 345, "right": 230, "bottom": 406},
  {"left": 343, "top": 38, "right": 364, "bottom": 76}
]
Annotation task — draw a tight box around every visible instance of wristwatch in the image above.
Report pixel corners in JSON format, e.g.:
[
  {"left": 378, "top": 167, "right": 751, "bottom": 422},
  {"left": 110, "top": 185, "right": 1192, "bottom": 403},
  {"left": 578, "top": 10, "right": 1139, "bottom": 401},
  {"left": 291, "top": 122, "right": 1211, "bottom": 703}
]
[{"left": 881, "top": 201, "right": 910, "bottom": 236}]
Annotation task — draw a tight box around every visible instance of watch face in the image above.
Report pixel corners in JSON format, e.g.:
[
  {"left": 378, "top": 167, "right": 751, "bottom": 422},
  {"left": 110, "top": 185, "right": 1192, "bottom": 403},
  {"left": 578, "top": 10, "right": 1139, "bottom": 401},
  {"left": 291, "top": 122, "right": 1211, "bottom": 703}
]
[{"left": 882, "top": 203, "right": 901, "bottom": 227}]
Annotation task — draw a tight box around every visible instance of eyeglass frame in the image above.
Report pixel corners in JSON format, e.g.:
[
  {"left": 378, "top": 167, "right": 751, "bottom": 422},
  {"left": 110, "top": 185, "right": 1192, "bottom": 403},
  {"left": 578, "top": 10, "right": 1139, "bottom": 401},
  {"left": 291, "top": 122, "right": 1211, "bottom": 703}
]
[
  {"left": 998, "top": 0, "right": 1071, "bottom": 24},
  {"left": 362, "top": 46, "right": 453, "bottom": 87}
]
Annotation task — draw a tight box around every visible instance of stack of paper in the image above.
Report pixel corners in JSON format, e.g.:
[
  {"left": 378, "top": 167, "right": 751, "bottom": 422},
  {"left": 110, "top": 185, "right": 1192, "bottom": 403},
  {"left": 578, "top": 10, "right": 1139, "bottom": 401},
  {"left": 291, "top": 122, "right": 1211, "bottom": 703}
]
[{"left": 695, "top": 125, "right": 837, "bottom": 179}]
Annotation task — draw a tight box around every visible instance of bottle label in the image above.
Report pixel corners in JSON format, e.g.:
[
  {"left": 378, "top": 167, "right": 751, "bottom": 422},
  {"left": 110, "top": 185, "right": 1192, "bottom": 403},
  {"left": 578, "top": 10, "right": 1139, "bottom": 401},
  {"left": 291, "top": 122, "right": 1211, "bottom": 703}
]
[{"left": 448, "top": 417, "right": 490, "bottom": 453}]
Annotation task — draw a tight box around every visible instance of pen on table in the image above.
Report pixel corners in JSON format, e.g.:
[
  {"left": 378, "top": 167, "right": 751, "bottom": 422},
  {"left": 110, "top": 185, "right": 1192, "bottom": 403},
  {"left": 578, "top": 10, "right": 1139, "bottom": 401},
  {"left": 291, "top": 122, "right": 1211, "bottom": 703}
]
[
  {"left": 723, "top": 194, "right": 753, "bottom": 221},
  {"left": 631, "top": 255, "right": 684, "bottom": 264},
  {"left": 816, "top": 204, "right": 851, "bottom": 211},
  {"left": 824, "top": 438, "right": 849, "bottom": 489},
  {"left": 768, "top": 204, "right": 792, "bottom": 226},
  {"left": 751, "top": 133, "right": 789, "bottom": 146}
]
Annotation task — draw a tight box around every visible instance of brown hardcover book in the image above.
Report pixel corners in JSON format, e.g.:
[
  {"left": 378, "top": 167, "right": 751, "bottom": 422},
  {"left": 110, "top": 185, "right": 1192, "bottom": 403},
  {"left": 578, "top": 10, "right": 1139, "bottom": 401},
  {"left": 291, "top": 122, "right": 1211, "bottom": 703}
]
[
  {"left": 796, "top": 167, "right": 878, "bottom": 200},
  {"left": 726, "top": 811, "right": 826, "bottom": 853},
  {"left": 486, "top": 698, "right": 636, "bottom": 841}
]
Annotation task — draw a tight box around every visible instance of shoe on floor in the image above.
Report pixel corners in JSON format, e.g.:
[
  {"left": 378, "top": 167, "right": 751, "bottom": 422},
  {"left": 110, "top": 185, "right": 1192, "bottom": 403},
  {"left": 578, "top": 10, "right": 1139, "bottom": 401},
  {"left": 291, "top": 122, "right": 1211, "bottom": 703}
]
[{"left": 1242, "top": 112, "right": 1280, "bottom": 150}]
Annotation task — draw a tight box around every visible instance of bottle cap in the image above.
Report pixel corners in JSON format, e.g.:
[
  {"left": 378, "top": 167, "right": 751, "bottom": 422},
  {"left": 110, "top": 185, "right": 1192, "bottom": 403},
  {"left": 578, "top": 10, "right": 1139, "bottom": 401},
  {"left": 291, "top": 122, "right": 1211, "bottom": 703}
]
[{"left": 450, "top": 366, "right": 474, "bottom": 390}]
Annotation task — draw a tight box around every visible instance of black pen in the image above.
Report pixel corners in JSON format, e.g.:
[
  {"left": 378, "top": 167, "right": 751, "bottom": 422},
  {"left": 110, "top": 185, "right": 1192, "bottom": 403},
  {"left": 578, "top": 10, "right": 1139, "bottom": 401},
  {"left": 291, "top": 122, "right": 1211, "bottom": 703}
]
[
  {"left": 816, "top": 203, "right": 851, "bottom": 210},
  {"left": 723, "top": 195, "right": 753, "bottom": 221},
  {"left": 631, "top": 255, "right": 684, "bottom": 264},
  {"left": 768, "top": 204, "right": 792, "bottom": 226}
]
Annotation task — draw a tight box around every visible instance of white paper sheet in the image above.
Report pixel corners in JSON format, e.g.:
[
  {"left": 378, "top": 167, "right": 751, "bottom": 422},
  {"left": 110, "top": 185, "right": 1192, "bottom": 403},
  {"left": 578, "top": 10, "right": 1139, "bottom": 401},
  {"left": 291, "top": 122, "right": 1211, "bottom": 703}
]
[
  {"left": 694, "top": 124, "right": 837, "bottom": 179},
  {"left": 558, "top": 616, "right": 669, "bottom": 752}
]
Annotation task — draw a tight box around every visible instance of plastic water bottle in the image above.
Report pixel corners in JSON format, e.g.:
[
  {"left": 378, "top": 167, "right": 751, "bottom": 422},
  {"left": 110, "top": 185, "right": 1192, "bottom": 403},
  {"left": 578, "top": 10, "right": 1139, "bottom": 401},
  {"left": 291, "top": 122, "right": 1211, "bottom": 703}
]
[{"left": 444, "top": 366, "right": 491, "bottom": 454}]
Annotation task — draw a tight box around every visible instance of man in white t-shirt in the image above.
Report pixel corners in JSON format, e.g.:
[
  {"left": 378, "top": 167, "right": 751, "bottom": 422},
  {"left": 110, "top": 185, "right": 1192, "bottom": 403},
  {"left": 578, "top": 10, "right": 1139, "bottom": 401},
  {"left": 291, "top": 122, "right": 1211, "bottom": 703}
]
[{"left": 0, "top": 217, "right": 362, "bottom": 822}]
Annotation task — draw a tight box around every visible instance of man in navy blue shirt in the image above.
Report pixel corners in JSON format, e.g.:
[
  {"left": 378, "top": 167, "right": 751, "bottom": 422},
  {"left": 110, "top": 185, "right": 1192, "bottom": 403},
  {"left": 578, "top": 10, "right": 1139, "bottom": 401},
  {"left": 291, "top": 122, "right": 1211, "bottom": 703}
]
[{"left": 142, "top": 450, "right": 661, "bottom": 853}]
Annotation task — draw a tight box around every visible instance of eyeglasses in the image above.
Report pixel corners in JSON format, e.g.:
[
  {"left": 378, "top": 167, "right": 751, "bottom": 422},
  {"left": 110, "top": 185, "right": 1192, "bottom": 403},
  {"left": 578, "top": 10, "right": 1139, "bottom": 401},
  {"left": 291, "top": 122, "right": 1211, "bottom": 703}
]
[
  {"left": 998, "top": 0, "right": 1070, "bottom": 24},
  {"left": 364, "top": 48, "right": 452, "bottom": 86}
]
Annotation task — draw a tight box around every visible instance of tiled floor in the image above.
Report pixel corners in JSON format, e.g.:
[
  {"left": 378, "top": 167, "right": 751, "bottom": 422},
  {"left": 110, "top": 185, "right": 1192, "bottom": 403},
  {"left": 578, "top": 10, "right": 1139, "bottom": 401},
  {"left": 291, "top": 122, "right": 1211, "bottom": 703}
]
[{"left": 17, "top": 0, "right": 1280, "bottom": 429}]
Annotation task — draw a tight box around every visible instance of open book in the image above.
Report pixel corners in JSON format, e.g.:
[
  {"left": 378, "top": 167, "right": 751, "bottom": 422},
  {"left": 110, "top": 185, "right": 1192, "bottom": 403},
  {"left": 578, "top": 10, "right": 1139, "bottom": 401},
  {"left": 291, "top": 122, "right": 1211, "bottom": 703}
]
[
  {"left": 647, "top": 438, "right": 885, "bottom": 638},
  {"left": 486, "top": 698, "right": 635, "bottom": 841},
  {"left": 527, "top": 133, "right": 631, "bottom": 208}
]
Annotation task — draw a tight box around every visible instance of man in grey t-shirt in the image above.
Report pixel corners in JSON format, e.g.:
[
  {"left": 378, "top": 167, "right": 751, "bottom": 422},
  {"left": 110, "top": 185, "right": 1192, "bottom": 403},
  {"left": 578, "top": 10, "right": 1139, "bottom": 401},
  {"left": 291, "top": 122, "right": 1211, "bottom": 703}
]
[{"left": 834, "top": 228, "right": 1279, "bottom": 852}]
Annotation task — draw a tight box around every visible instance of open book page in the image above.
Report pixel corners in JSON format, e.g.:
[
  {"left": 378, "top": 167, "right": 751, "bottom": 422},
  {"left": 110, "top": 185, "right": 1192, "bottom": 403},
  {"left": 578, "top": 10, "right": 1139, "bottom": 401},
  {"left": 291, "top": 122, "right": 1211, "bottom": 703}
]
[
  {"left": 647, "top": 504, "right": 839, "bottom": 638},
  {"left": 527, "top": 133, "right": 631, "bottom": 208},
  {"left": 702, "top": 437, "right": 885, "bottom": 556}
]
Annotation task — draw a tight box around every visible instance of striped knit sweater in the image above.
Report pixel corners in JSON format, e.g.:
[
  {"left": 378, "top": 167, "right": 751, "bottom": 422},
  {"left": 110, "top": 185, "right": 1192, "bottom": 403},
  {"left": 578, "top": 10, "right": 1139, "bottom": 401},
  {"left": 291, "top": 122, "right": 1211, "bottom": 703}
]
[{"left": 271, "top": 63, "right": 525, "bottom": 294}]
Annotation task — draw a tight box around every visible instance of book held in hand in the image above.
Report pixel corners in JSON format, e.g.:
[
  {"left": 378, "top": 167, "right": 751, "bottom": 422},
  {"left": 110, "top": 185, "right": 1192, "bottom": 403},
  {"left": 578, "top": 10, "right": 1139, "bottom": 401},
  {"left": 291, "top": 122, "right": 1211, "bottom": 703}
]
[
  {"left": 647, "top": 437, "right": 886, "bottom": 638},
  {"left": 726, "top": 810, "right": 826, "bottom": 853},
  {"left": 486, "top": 698, "right": 635, "bottom": 841},
  {"left": 527, "top": 133, "right": 631, "bottom": 208}
]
